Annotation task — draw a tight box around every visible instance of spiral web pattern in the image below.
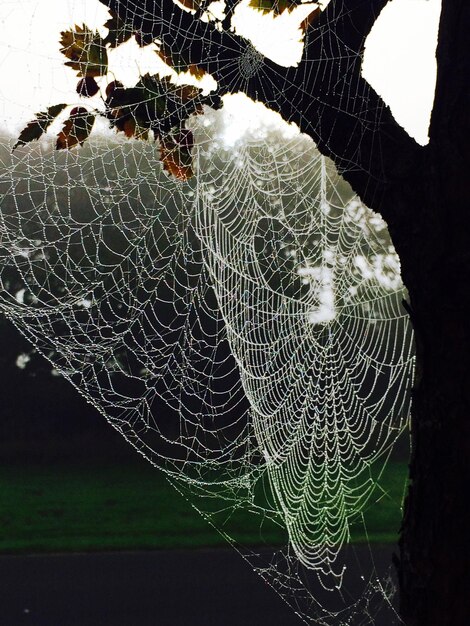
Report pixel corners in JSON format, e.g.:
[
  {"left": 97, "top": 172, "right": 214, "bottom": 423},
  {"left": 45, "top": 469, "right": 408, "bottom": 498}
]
[
  {"left": 196, "top": 111, "right": 413, "bottom": 576},
  {"left": 0, "top": 1, "right": 416, "bottom": 623}
]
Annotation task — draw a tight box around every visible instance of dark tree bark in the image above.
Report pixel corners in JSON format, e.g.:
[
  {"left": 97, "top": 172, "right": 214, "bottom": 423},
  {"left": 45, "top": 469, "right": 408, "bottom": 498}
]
[
  {"left": 101, "top": 0, "right": 470, "bottom": 622},
  {"left": 394, "top": 2, "right": 470, "bottom": 624}
]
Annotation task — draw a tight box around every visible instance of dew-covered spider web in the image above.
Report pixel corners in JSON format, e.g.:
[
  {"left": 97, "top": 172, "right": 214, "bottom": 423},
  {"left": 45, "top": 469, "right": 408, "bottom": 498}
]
[{"left": 0, "top": 0, "right": 416, "bottom": 623}]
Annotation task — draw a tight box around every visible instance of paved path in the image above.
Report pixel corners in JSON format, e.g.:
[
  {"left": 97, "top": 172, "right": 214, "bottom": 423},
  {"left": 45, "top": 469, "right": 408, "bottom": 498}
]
[{"left": 0, "top": 547, "right": 398, "bottom": 625}]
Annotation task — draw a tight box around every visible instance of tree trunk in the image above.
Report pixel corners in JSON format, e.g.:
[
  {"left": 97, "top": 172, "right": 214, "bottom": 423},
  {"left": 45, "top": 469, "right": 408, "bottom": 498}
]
[
  {"left": 394, "top": 2, "right": 470, "bottom": 623},
  {"left": 397, "top": 292, "right": 470, "bottom": 624},
  {"left": 100, "top": 0, "right": 470, "bottom": 621},
  {"left": 392, "top": 180, "right": 470, "bottom": 624}
]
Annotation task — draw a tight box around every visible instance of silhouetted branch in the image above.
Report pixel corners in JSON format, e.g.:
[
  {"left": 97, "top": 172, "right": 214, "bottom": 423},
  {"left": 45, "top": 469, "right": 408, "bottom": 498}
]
[{"left": 101, "top": 0, "right": 422, "bottom": 213}]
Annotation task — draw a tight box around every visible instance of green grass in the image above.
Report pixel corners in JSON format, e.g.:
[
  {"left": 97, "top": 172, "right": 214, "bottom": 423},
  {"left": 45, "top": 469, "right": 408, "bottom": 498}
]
[
  {"left": 0, "top": 459, "right": 408, "bottom": 554},
  {"left": 349, "top": 459, "right": 409, "bottom": 544}
]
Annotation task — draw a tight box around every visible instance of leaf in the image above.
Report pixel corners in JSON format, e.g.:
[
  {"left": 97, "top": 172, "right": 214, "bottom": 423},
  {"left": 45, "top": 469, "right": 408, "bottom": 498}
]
[
  {"left": 135, "top": 73, "right": 167, "bottom": 99},
  {"left": 248, "top": 0, "right": 273, "bottom": 14},
  {"left": 156, "top": 46, "right": 206, "bottom": 81},
  {"left": 104, "top": 73, "right": 208, "bottom": 143},
  {"left": 13, "top": 103, "right": 67, "bottom": 151},
  {"left": 103, "top": 10, "right": 133, "bottom": 48},
  {"left": 76, "top": 77, "right": 100, "bottom": 97},
  {"left": 188, "top": 64, "right": 205, "bottom": 80},
  {"left": 56, "top": 107, "right": 95, "bottom": 149},
  {"left": 177, "top": 0, "right": 201, "bottom": 11},
  {"left": 174, "top": 84, "right": 202, "bottom": 103},
  {"left": 160, "top": 136, "right": 194, "bottom": 181},
  {"left": 60, "top": 24, "right": 108, "bottom": 77},
  {"left": 105, "top": 76, "right": 166, "bottom": 133},
  {"left": 249, "top": 0, "right": 303, "bottom": 16},
  {"left": 105, "top": 80, "right": 124, "bottom": 98},
  {"left": 114, "top": 116, "right": 149, "bottom": 140},
  {"left": 300, "top": 5, "right": 321, "bottom": 33}
]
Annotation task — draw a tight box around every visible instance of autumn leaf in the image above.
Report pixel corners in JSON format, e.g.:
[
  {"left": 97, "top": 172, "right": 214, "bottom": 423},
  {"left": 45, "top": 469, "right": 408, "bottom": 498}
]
[
  {"left": 77, "top": 77, "right": 100, "bottom": 97},
  {"left": 103, "top": 10, "right": 133, "bottom": 48},
  {"left": 13, "top": 103, "right": 67, "bottom": 151},
  {"left": 135, "top": 73, "right": 168, "bottom": 101},
  {"left": 160, "top": 135, "right": 194, "bottom": 181},
  {"left": 188, "top": 64, "right": 205, "bottom": 80},
  {"left": 105, "top": 75, "right": 167, "bottom": 135},
  {"left": 105, "top": 80, "right": 124, "bottom": 98},
  {"left": 177, "top": 0, "right": 201, "bottom": 11},
  {"left": 248, "top": 0, "right": 272, "bottom": 15},
  {"left": 156, "top": 45, "right": 206, "bottom": 84},
  {"left": 174, "top": 84, "right": 202, "bottom": 103},
  {"left": 56, "top": 107, "right": 95, "bottom": 149},
  {"left": 114, "top": 116, "right": 149, "bottom": 140},
  {"left": 104, "top": 81, "right": 155, "bottom": 138},
  {"left": 104, "top": 72, "right": 208, "bottom": 145},
  {"left": 60, "top": 24, "right": 108, "bottom": 77},
  {"left": 249, "top": 0, "right": 302, "bottom": 16},
  {"left": 300, "top": 5, "right": 321, "bottom": 33}
]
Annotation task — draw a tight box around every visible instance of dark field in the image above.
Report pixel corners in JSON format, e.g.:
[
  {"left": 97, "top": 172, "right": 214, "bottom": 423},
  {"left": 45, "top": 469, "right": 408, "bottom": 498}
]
[
  {"left": 0, "top": 266, "right": 409, "bottom": 555},
  {"left": 0, "top": 452, "right": 407, "bottom": 554},
  {"left": 0, "top": 289, "right": 407, "bottom": 625}
]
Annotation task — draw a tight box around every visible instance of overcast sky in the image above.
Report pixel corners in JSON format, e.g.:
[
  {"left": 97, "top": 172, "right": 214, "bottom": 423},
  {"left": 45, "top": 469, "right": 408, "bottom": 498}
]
[{"left": 0, "top": 0, "right": 441, "bottom": 144}]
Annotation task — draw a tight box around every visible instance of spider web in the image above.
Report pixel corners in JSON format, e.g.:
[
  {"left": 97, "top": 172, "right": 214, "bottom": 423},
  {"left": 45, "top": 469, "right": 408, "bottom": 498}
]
[{"left": 0, "top": 1, "right": 415, "bottom": 623}]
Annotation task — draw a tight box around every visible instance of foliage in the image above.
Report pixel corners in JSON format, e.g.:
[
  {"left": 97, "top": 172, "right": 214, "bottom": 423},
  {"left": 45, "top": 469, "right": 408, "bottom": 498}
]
[
  {"left": 249, "top": 0, "right": 303, "bottom": 16},
  {"left": 59, "top": 24, "right": 108, "bottom": 77},
  {"left": 13, "top": 9, "right": 218, "bottom": 181},
  {"left": 56, "top": 107, "right": 96, "bottom": 149},
  {"left": 12, "top": 104, "right": 67, "bottom": 151},
  {"left": 13, "top": 1, "right": 322, "bottom": 178},
  {"left": 102, "top": 10, "right": 134, "bottom": 48}
]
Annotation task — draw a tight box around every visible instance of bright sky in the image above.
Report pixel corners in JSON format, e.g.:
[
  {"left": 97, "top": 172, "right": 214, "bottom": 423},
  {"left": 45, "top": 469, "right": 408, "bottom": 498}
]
[{"left": 0, "top": 0, "right": 441, "bottom": 144}]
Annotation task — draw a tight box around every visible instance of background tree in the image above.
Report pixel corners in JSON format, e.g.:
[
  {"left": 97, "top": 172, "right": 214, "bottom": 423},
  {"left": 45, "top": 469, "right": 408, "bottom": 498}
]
[{"left": 97, "top": 1, "right": 468, "bottom": 623}]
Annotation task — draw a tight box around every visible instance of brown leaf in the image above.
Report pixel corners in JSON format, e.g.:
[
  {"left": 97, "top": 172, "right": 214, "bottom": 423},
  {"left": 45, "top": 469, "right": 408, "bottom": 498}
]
[
  {"left": 115, "top": 117, "right": 149, "bottom": 140},
  {"left": 249, "top": 0, "right": 302, "bottom": 16},
  {"left": 177, "top": 0, "right": 201, "bottom": 11},
  {"left": 160, "top": 137, "right": 193, "bottom": 181},
  {"left": 175, "top": 84, "right": 201, "bottom": 103},
  {"left": 60, "top": 24, "right": 108, "bottom": 77},
  {"left": 105, "top": 80, "right": 124, "bottom": 98},
  {"left": 188, "top": 64, "right": 205, "bottom": 80},
  {"left": 76, "top": 77, "right": 100, "bottom": 97},
  {"left": 300, "top": 5, "right": 320, "bottom": 33},
  {"left": 56, "top": 107, "right": 95, "bottom": 149},
  {"left": 105, "top": 77, "right": 165, "bottom": 132},
  {"left": 13, "top": 103, "right": 67, "bottom": 151}
]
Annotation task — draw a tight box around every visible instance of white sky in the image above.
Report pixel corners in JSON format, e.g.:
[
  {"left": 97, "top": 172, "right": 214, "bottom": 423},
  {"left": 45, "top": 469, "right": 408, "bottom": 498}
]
[{"left": 0, "top": 0, "right": 441, "bottom": 144}]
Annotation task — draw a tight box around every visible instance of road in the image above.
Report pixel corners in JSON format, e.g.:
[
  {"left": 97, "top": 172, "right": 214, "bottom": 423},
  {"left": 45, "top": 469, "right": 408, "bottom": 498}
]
[{"left": 0, "top": 546, "right": 399, "bottom": 625}]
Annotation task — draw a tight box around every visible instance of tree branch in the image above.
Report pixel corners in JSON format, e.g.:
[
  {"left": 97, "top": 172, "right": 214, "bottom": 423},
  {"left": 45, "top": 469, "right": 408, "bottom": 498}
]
[
  {"left": 290, "top": 0, "right": 423, "bottom": 209},
  {"left": 101, "top": 0, "right": 422, "bottom": 212}
]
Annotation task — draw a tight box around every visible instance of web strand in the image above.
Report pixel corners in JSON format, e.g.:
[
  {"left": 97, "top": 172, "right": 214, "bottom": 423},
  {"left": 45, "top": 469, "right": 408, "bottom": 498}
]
[{"left": 0, "top": 1, "right": 414, "bottom": 622}]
